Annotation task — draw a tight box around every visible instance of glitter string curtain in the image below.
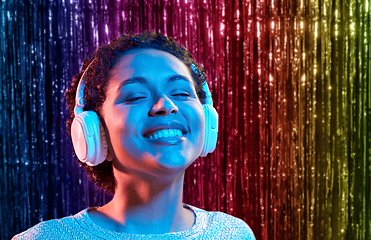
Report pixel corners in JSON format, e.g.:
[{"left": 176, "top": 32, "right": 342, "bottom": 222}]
[{"left": 1, "top": 0, "right": 370, "bottom": 239}]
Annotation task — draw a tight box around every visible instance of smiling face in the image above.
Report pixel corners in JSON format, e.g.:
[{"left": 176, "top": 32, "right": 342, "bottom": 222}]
[{"left": 100, "top": 48, "right": 205, "bottom": 180}]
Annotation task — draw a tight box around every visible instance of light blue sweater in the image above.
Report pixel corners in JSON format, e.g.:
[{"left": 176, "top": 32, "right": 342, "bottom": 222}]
[{"left": 13, "top": 205, "right": 255, "bottom": 239}]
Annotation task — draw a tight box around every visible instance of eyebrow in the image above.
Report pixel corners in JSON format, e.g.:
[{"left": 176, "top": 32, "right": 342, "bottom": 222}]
[{"left": 116, "top": 75, "right": 194, "bottom": 92}]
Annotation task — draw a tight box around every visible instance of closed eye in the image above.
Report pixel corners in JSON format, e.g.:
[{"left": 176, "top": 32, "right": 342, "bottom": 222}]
[
  {"left": 173, "top": 93, "right": 191, "bottom": 97},
  {"left": 126, "top": 96, "right": 147, "bottom": 103}
]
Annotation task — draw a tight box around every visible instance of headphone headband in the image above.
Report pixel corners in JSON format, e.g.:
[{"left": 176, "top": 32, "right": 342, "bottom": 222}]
[{"left": 74, "top": 60, "right": 96, "bottom": 116}]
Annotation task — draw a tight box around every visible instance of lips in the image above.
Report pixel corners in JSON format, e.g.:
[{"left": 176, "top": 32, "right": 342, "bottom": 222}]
[{"left": 142, "top": 121, "right": 188, "bottom": 139}]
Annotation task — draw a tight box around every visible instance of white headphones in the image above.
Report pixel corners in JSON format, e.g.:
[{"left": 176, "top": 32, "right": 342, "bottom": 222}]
[{"left": 71, "top": 60, "right": 218, "bottom": 166}]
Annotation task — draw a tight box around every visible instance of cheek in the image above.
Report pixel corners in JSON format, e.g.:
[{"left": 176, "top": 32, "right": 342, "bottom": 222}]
[
  {"left": 103, "top": 108, "right": 133, "bottom": 147},
  {"left": 110, "top": 110, "right": 139, "bottom": 142},
  {"left": 105, "top": 114, "right": 146, "bottom": 164},
  {"left": 189, "top": 104, "right": 205, "bottom": 158},
  {"left": 189, "top": 103, "right": 205, "bottom": 138}
]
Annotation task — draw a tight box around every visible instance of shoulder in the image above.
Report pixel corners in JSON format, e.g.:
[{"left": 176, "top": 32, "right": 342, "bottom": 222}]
[
  {"left": 12, "top": 209, "right": 90, "bottom": 240},
  {"left": 187, "top": 205, "right": 256, "bottom": 240}
]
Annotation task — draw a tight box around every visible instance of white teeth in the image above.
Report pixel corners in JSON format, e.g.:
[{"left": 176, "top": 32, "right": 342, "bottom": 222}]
[
  {"left": 163, "top": 130, "right": 169, "bottom": 137},
  {"left": 146, "top": 129, "right": 184, "bottom": 139}
]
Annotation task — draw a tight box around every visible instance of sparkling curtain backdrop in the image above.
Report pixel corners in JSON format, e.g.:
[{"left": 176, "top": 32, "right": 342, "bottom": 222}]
[{"left": 1, "top": 0, "right": 370, "bottom": 239}]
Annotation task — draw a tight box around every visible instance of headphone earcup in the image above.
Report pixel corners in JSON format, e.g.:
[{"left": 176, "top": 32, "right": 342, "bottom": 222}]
[
  {"left": 71, "top": 111, "right": 108, "bottom": 166},
  {"left": 200, "top": 104, "right": 218, "bottom": 157}
]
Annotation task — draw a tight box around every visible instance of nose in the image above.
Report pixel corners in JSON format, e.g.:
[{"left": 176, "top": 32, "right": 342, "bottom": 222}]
[{"left": 149, "top": 95, "right": 179, "bottom": 116}]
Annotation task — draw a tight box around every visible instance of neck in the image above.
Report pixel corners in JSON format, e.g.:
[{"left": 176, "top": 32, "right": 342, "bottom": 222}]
[{"left": 90, "top": 170, "right": 195, "bottom": 234}]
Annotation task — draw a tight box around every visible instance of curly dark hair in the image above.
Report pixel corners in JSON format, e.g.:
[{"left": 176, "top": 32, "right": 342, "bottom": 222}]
[{"left": 65, "top": 31, "right": 208, "bottom": 194}]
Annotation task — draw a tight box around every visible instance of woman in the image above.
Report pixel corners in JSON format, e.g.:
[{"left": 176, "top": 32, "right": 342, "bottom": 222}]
[{"left": 13, "top": 31, "right": 255, "bottom": 239}]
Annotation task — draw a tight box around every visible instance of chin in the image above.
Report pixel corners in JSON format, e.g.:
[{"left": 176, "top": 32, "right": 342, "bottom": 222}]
[{"left": 143, "top": 152, "right": 196, "bottom": 174}]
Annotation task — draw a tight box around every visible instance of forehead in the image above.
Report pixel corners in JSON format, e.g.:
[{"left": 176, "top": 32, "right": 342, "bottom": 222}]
[
  {"left": 111, "top": 48, "right": 192, "bottom": 78},
  {"left": 105, "top": 48, "right": 197, "bottom": 94}
]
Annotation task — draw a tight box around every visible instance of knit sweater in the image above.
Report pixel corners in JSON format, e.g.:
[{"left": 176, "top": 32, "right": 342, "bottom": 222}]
[{"left": 13, "top": 204, "right": 255, "bottom": 239}]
